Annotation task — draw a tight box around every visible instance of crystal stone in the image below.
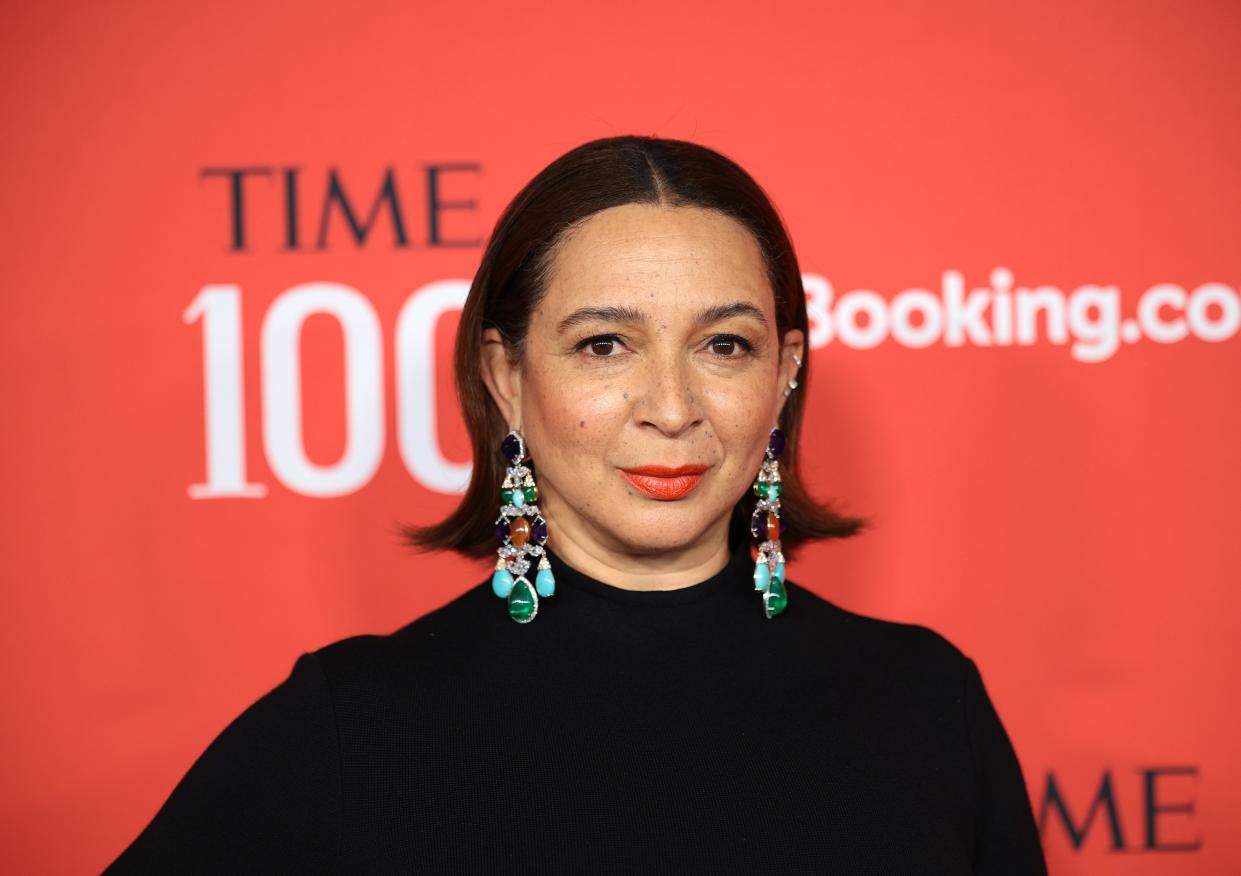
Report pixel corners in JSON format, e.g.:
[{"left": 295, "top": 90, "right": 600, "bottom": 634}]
[
  {"left": 491, "top": 568, "right": 514, "bottom": 598},
  {"left": 507, "top": 576, "right": 537, "bottom": 622},
  {"left": 753, "top": 560, "right": 770, "bottom": 591},
  {"left": 766, "top": 512, "right": 780, "bottom": 543},
  {"left": 750, "top": 508, "right": 766, "bottom": 539},
  {"left": 502, "top": 432, "right": 524, "bottom": 462},
  {"left": 535, "top": 567, "right": 556, "bottom": 597},
  {"left": 764, "top": 575, "right": 788, "bottom": 617}
]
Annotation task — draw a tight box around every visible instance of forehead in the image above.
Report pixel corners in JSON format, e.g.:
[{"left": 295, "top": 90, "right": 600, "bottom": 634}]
[{"left": 541, "top": 203, "right": 771, "bottom": 313}]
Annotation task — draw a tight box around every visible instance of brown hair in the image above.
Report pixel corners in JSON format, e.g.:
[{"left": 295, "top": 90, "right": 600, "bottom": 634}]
[{"left": 400, "top": 135, "right": 866, "bottom": 560}]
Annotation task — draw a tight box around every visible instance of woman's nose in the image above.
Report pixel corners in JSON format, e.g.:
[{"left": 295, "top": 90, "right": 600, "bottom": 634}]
[{"left": 631, "top": 353, "right": 703, "bottom": 438}]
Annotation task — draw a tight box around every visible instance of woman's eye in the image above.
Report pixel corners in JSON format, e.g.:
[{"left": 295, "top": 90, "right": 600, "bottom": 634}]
[
  {"left": 576, "top": 333, "right": 750, "bottom": 359},
  {"left": 575, "top": 334, "right": 625, "bottom": 357},
  {"left": 708, "top": 334, "right": 752, "bottom": 357}
]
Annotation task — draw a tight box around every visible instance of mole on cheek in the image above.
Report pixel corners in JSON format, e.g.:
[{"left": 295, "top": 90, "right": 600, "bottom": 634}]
[
  {"left": 579, "top": 420, "right": 585, "bottom": 428},
  {"left": 623, "top": 392, "right": 629, "bottom": 400}
]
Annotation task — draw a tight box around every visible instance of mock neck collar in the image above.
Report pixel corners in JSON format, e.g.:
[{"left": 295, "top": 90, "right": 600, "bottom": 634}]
[{"left": 542, "top": 534, "right": 753, "bottom": 607}]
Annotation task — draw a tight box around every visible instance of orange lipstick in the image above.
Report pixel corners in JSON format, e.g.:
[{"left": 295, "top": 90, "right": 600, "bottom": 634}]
[{"left": 620, "top": 465, "right": 708, "bottom": 501}]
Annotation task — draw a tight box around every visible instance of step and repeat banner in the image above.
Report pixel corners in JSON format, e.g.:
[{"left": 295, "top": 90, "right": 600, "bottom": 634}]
[{"left": 2, "top": 1, "right": 1238, "bottom": 873}]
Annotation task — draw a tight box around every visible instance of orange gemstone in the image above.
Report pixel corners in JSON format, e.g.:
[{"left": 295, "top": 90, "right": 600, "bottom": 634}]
[
  {"left": 511, "top": 516, "right": 531, "bottom": 547},
  {"left": 766, "top": 512, "right": 780, "bottom": 542}
]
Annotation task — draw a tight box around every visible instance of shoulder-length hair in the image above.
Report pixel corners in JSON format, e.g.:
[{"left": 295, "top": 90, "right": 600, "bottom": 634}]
[{"left": 401, "top": 135, "right": 866, "bottom": 560}]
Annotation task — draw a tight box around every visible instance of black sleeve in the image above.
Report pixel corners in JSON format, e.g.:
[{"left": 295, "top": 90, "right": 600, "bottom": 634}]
[
  {"left": 963, "top": 656, "right": 1048, "bottom": 875},
  {"left": 104, "top": 652, "right": 342, "bottom": 874}
]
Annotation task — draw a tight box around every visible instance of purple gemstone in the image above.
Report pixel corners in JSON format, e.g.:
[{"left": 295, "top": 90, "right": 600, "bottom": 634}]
[
  {"left": 531, "top": 517, "right": 548, "bottom": 545},
  {"left": 495, "top": 519, "right": 510, "bottom": 542},
  {"left": 768, "top": 428, "right": 786, "bottom": 457},
  {"left": 750, "top": 508, "right": 766, "bottom": 539},
  {"left": 501, "top": 432, "right": 523, "bottom": 462}
]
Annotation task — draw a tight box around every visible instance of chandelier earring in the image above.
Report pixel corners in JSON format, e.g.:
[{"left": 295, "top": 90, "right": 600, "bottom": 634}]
[
  {"left": 490, "top": 430, "right": 555, "bottom": 624},
  {"left": 749, "top": 427, "right": 789, "bottom": 618}
]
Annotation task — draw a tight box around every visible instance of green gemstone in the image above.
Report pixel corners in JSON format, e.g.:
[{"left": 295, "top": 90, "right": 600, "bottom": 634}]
[
  {"left": 523, "top": 485, "right": 538, "bottom": 504},
  {"left": 501, "top": 488, "right": 514, "bottom": 504},
  {"left": 764, "top": 575, "right": 788, "bottom": 617},
  {"left": 753, "top": 482, "right": 769, "bottom": 498},
  {"left": 507, "top": 576, "right": 537, "bottom": 622},
  {"left": 768, "top": 483, "right": 781, "bottom": 501}
]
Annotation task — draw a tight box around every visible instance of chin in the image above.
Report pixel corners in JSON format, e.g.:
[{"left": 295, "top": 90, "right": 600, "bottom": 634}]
[{"left": 598, "top": 505, "right": 722, "bottom": 555}]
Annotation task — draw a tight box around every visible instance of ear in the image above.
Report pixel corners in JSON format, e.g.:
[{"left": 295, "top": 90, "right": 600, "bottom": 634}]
[
  {"left": 772, "top": 328, "right": 806, "bottom": 424},
  {"left": 480, "top": 327, "right": 523, "bottom": 428}
]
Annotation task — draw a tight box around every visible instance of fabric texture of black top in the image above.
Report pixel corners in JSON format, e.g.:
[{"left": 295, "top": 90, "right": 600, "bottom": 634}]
[{"left": 106, "top": 536, "right": 1047, "bottom": 874}]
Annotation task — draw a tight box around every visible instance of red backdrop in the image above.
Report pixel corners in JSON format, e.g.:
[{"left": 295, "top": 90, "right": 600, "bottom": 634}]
[{"left": 2, "top": 1, "right": 1239, "bottom": 872}]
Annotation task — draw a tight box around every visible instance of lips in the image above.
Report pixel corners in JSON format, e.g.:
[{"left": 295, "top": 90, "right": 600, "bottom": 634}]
[{"left": 619, "top": 465, "right": 708, "bottom": 501}]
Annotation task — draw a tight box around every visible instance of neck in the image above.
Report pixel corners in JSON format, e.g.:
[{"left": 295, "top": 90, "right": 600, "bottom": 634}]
[{"left": 542, "top": 505, "right": 734, "bottom": 591}]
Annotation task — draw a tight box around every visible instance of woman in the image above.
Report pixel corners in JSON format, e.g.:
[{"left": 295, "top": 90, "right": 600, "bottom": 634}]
[{"left": 107, "top": 136, "right": 1047, "bottom": 873}]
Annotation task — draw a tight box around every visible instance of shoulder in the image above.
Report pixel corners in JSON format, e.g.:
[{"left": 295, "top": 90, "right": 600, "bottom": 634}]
[
  {"left": 289, "top": 577, "right": 512, "bottom": 753},
  {"left": 306, "top": 576, "right": 499, "bottom": 690},
  {"left": 782, "top": 577, "right": 973, "bottom": 686},
  {"left": 777, "top": 579, "right": 985, "bottom": 751}
]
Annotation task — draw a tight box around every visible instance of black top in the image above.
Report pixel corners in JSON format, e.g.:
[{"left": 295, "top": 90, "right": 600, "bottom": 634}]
[{"left": 106, "top": 537, "right": 1047, "bottom": 874}]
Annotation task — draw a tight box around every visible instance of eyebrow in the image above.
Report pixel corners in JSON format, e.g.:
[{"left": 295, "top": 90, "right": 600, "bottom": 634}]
[{"left": 555, "top": 301, "right": 768, "bottom": 334}]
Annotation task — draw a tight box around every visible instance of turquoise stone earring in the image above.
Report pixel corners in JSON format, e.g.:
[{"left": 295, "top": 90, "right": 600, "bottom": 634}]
[
  {"left": 750, "top": 427, "right": 788, "bottom": 618},
  {"left": 491, "top": 430, "right": 554, "bottom": 623}
]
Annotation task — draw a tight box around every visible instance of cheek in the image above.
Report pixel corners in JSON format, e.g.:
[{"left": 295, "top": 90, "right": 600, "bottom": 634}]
[
  {"left": 523, "top": 366, "right": 630, "bottom": 459},
  {"left": 701, "top": 374, "right": 775, "bottom": 449}
]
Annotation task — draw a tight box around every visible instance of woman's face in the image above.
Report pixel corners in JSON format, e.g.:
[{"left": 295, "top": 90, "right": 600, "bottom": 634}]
[{"left": 482, "top": 203, "right": 804, "bottom": 562}]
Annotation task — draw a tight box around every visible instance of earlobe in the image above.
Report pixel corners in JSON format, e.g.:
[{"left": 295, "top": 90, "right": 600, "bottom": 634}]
[{"left": 480, "top": 328, "right": 523, "bottom": 427}]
